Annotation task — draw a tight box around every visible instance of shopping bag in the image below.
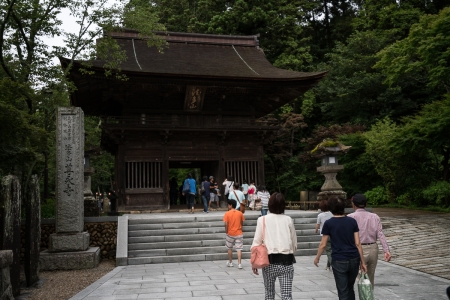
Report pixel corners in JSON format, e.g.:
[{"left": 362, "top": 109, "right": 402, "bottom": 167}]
[{"left": 357, "top": 272, "right": 374, "bottom": 300}]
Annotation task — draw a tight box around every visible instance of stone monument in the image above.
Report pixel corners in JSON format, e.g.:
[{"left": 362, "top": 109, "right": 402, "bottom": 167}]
[
  {"left": 0, "top": 175, "right": 21, "bottom": 296},
  {"left": 40, "top": 107, "right": 100, "bottom": 270},
  {"left": 0, "top": 250, "right": 14, "bottom": 299},
  {"left": 25, "top": 174, "right": 41, "bottom": 286}
]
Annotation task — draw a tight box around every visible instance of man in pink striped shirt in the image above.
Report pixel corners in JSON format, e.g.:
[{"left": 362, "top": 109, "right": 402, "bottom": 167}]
[{"left": 348, "top": 194, "right": 391, "bottom": 288}]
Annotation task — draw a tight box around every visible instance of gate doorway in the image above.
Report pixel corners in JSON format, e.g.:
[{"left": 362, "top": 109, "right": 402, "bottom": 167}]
[{"left": 168, "top": 161, "right": 220, "bottom": 209}]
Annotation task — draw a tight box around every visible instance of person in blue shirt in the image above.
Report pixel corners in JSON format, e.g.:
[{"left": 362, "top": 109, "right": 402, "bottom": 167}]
[
  {"left": 182, "top": 173, "right": 197, "bottom": 214},
  {"left": 314, "top": 196, "right": 367, "bottom": 300}
]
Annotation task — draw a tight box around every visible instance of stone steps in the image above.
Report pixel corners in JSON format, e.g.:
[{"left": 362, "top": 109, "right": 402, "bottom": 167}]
[{"left": 119, "top": 211, "right": 320, "bottom": 266}]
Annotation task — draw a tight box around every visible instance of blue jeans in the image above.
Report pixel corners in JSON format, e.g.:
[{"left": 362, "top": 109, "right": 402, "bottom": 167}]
[
  {"left": 331, "top": 257, "right": 360, "bottom": 300},
  {"left": 201, "top": 195, "right": 210, "bottom": 212},
  {"left": 186, "top": 193, "right": 195, "bottom": 209},
  {"left": 261, "top": 208, "right": 268, "bottom": 216}
]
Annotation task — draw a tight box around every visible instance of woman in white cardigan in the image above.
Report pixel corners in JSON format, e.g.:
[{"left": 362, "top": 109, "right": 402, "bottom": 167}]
[{"left": 251, "top": 193, "right": 297, "bottom": 300}]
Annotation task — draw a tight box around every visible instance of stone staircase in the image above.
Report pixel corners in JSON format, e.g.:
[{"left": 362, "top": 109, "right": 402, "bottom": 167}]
[{"left": 118, "top": 210, "right": 320, "bottom": 265}]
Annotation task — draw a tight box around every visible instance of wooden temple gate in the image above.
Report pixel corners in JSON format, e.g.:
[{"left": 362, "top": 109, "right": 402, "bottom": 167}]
[{"left": 62, "top": 30, "right": 326, "bottom": 212}]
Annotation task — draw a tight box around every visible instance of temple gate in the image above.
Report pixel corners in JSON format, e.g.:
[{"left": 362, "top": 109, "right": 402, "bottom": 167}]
[{"left": 61, "top": 30, "right": 326, "bottom": 212}]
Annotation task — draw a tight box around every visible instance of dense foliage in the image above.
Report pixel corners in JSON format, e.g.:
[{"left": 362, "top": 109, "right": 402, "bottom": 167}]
[{"left": 1, "top": 0, "right": 449, "bottom": 209}]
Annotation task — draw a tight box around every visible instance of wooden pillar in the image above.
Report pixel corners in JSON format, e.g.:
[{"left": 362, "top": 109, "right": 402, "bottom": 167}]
[
  {"left": 117, "top": 145, "right": 125, "bottom": 207},
  {"left": 162, "top": 149, "right": 169, "bottom": 209},
  {"left": 218, "top": 146, "right": 227, "bottom": 208},
  {"left": 258, "top": 145, "right": 265, "bottom": 185}
]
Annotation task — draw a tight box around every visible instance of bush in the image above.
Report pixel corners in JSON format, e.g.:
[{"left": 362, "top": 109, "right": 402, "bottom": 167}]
[
  {"left": 422, "top": 181, "right": 450, "bottom": 205},
  {"left": 396, "top": 193, "right": 413, "bottom": 206},
  {"left": 41, "top": 198, "right": 56, "bottom": 218},
  {"left": 364, "top": 186, "right": 388, "bottom": 206}
]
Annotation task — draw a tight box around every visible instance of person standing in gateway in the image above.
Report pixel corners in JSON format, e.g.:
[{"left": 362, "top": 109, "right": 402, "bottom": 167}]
[
  {"left": 223, "top": 199, "right": 245, "bottom": 269},
  {"left": 183, "top": 173, "right": 197, "bottom": 214},
  {"left": 348, "top": 194, "right": 391, "bottom": 288}
]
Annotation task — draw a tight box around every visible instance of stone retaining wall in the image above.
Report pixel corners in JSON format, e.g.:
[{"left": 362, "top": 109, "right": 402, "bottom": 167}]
[{"left": 20, "top": 221, "right": 118, "bottom": 262}]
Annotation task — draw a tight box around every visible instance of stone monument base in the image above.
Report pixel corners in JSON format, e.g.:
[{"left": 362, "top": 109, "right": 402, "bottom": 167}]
[
  {"left": 48, "top": 232, "right": 90, "bottom": 252},
  {"left": 39, "top": 247, "right": 100, "bottom": 271},
  {"left": 317, "top": 190, "right": 348, "bottom": 204}
]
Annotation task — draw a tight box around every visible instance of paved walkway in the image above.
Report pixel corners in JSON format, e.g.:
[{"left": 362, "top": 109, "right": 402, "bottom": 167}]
[
  {"left": 71, "top": 209, "right": 450, "bottom": 299},
  {"left": 70, "top": 256, "right": 450, "bottom": 300},
  {"left": 374, "top": 208, "right": 450, "bottom": 280}
]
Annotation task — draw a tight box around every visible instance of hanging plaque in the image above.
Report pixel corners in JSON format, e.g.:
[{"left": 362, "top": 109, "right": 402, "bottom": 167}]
[{"left": 184, "top": 86, "right": 206, "bottom": 112}]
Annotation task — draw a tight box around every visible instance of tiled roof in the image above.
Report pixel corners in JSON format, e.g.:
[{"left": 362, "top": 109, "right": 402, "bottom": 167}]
[{"left": 65, "top": 31, "right": 325, "bottom": 81}]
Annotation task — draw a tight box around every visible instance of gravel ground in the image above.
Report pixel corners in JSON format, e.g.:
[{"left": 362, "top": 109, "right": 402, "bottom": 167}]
[{"left": 18, "top": 260, "right": 116, "bottom": 300}]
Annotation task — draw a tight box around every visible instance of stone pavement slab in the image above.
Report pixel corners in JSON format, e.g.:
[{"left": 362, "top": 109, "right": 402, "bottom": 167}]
[
  {"left": 374, "top": 209, "right": 450, "bottom": 281},
  {"left": 71, "top": 256, "right": 450, "bottom": 300}
]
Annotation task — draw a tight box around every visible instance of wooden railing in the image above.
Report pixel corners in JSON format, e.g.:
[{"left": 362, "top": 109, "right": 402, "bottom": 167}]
[{"left": 101, "top": 115, "right": 279, "bottom": 130}]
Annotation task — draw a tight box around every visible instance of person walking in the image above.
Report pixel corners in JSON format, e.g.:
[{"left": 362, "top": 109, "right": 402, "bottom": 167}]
[
  {"left": 257, "top": 185, "right": 270, "bottom": 216},
  {"left": 223, "top": 176, "right": 234, "bottom": 198},
  {"left": 241, "top": 179, "right": 249, "bottom": 206},
  {"left": 251, "top": 193, "right": 297, "bottom": 300},
  {"left": 182, "top": 173, "right": 197, "bottom": 214},
  {"left": 228, "top": 182, "right": 245, "bottom": 212},
  {"left": 248, "top": 179, "right": 257, "bottom": 210},
  {"left": 314, "top": 195, "right": 367, "bottom": 300},
  {"left": 200, "top": 176, "right": 211, "bottom": 213},
  {"left": 223, "top": 199, "right": 245, "bottom": 269},
  {"left": 209, "top": 176, "right": 219, "bottom": 210},
  {"left": 315, "top": 199, "right": 333, "bottom": 271},
  {"left": 347, "top": 194, "right": 391, "bottom": 288}
]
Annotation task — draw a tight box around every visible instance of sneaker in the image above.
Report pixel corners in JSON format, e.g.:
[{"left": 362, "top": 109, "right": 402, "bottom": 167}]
[
  {"left": 238, "top": 264, "right": 243, "bottom": 269},
  {"left": 227, "top": 261, "right": 233, "bottom": 267},
  {"left": 326, "top": 267, "right": 331, "bottom": 271}
]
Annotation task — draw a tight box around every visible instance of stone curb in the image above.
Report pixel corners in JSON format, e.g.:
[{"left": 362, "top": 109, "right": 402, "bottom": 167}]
[
  {"left": 378, "top": 259, "right": 450, "bottom": 284},
  {"left": 69, "top": 266, "right": 125, "bottom": 300}
]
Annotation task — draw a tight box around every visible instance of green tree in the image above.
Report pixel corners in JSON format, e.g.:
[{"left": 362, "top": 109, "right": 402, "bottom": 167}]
[
  {"left": 364, "top": 118, "right": 435, "bottom": 203},
  {"left": 0, "top": 0, "right": 165, "bottom": 203},
  {"left": 314, "top": 30, "right": 409, "bottom": 125},
  {"left": 395, "top": 95, "right": 450, "bottom": 183},
  {"left": 376, "top": 7, "right": 450, "bottom": 95}
]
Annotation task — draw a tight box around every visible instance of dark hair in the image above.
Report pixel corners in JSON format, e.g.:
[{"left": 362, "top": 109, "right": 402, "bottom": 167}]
[
  {"left": 227, "top": 199, "right": 237, "bottom": 209},
  {"left": 257, "top": 185, "right": 266, "bottom": 192},
  {"left": 243, "top": 179, "right": 248, "bottom": 184},
  {"left": 187, "top": 173, "right": 192, "bottom": 179},
  {"left": 234, "top": 182, "right": 240, "bottom": 189},
  {"left": 250, "top": 179, "right": 255, "bottom": 184},
  {"left": 268, "top": 192, "right": 285, "bottom": 214},
  {"left": 202, "top": 176, "right": 208, "bottom": 181},
  {"left": 328, "top": 196, "right": 346, "bottom": 215},
  {"left": 319, "top": 200, "right": 329, "bottom": 212}
]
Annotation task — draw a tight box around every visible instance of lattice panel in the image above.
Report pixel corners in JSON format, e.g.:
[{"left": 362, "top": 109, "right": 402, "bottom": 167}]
[
  {"left": 125, "top": 162, "right": 162, "bottom": 189},
  {"left": 225, "top": 161, "right": 258, "bottom": 185}
]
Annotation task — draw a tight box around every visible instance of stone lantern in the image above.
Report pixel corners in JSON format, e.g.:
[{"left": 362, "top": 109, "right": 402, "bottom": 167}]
[
  {"left": 314, "top": 142, "right": 351, "bottom": 202},
  {"left": 84, "top": 154, "right": 100, "bottom": 216}
]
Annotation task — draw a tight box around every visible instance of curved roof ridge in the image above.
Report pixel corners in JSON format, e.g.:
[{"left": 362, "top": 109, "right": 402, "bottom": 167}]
[{"left": 108, "top": 30, "right": 259, "bottom": 47}]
